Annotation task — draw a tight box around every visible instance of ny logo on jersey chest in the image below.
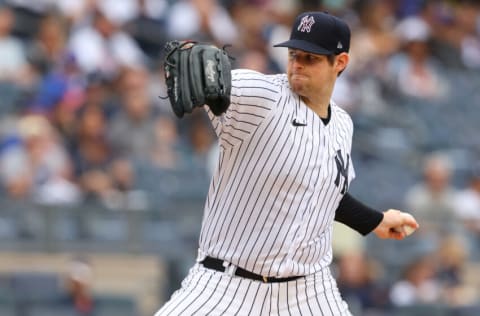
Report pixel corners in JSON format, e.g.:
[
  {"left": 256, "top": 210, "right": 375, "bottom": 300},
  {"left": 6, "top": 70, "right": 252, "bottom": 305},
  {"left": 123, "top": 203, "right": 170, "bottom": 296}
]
[{"left": 334, "top": 150, "right": 349, "bottom": 194}]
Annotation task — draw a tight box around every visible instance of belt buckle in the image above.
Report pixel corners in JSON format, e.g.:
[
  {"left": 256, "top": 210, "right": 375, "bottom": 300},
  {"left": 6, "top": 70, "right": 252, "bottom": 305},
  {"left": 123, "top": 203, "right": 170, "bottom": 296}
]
[
  {"left": 224, "top": 262, "right": 237, "bottom": 276},
  {"left": 262, "top": 275, "right": 268, "bottom": 283}
]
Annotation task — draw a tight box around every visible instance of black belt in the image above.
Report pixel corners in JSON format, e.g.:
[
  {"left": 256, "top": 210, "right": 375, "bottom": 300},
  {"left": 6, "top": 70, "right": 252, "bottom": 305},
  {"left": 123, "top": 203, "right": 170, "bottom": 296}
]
[{"left": 200, "top": 256, "right": 303, "bottom": 283}]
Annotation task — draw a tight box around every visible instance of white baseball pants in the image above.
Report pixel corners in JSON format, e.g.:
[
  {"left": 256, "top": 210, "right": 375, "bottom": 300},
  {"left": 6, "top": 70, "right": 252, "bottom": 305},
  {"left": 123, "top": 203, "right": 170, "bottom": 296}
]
[{"left": 154, "top": 263, "right": 352, "bottom": 316}]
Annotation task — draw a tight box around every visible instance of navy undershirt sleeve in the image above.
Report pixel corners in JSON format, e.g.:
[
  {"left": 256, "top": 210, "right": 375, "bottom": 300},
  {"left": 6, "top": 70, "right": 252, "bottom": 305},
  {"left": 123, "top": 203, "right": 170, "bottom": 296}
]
[{"left": 334, "top": 193, "right": 384, "bottom": 235}]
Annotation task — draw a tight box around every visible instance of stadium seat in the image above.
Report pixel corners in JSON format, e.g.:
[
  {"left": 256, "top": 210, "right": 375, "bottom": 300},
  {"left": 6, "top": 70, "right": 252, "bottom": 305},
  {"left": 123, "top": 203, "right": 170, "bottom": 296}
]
[
  {"left": 9, "top": 272, "right": 62, "bottom": 304},
  {"left": 391, "top": 304, "right": 449, "bottom": 316},
  {"left": 0, "top": 304, "right": 15, "bottom": 316},
  {"left": 94, "top": 294, "right": 138, "bottom": 316},
  {"left": 27, "top": 304, "right": 78, "bottom": 316},
  {"left": 451, "top": 305, "right": 480, "bottom": 316},
  {"left": 86, "top": 211, "right": 129, "bottom": 242},
  {"left": 0, "top": 216, "right": 17, "bottom": 239}
]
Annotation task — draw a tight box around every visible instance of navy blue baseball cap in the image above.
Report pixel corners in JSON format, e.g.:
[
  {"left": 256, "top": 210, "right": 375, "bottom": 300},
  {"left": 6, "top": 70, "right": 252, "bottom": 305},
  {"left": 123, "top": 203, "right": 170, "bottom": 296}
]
[{"left": 274, "top": 12, "right": 350, "bottom": 55}]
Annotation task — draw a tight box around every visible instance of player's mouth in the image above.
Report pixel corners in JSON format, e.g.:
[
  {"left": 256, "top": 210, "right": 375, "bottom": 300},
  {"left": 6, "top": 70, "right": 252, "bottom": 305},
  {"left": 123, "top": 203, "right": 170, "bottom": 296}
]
[{"left": 291, "top": 73, "right": 308, "bottom": 81}]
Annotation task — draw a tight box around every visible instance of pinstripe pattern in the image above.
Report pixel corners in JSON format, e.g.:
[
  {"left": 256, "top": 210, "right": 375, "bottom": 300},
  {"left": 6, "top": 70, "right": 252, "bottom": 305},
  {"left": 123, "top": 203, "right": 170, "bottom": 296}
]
[
  {"left": 200, "top": 69, "right": 354, "bottom": 277},
  {"left": 155, "top": 68, "right": 355, "bottom": 315},
  {"left": 154, "top": 264, "right": 352, "bottom": 316}
]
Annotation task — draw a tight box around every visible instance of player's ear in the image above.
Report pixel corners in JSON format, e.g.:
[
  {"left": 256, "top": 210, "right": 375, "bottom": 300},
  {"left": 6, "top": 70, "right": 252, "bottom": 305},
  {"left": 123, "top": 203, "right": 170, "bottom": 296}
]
[{"left": 335, "top": 52, "right": 349, "bottom": 74}]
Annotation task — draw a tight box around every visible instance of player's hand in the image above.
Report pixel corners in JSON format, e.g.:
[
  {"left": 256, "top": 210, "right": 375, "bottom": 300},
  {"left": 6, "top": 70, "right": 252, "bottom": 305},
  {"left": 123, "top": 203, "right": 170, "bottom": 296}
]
[
  {"left": 373, "top": 209, "right": 419, "bottom": 240},
  {"left": 163, "top": 41, "right": 232, "bottom": 118}
]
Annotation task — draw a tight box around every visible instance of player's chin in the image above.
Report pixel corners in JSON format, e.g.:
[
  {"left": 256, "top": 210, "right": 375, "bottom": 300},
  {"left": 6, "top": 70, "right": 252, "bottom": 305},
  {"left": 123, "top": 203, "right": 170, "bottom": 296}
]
[{"left": 290, "top": 82, "right": 306, "bottom": 95}]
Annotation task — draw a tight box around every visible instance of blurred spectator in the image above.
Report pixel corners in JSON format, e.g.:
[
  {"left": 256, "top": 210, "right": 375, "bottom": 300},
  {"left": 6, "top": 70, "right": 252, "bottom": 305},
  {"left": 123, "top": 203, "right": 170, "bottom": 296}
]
[
  {"left": 94, "top": 0, "right": 139, "bottom": 26},
  {"left": 455, "top": 163, "right": 480, "bottom": 227},
  {"left": 435, "top": 235, "right": 478, "bottom": 306},
  {"left": 83, "top": 73, "right": 117, "bottom": 118},
  {"left": 69, "top": 98, "right": 148, "bottom": 210},
  {"left": 384, "top": 16, "right": 449, "bottom": 100},
  {"left": 108, "top": 159, "right": 149, "bottom": 211},
  {"left": 17, "top": 114, "right": 82, "bottom": 205},
  {"left": 396, "top": 0, "right": 429, "bottom": 17},
  {"left": 166, "top": 0, "right": 238, "bottom": 45},
  {"left": 62, "top": 256, "right": 95, "bottom": 315},
  {"left": 265, "top": 11, "right": 293, "bottom": 72},
  {"left": 414, "top": 0, "right": 480, "bottom": 70},
  {"left": 57, "top": 0, "right": 169, "bottom": 28},
  {"left": 0, "top": 123, "right": 32, "bottom": 199},
  {"left": 232, "top": 2, "right": 277, "bottom": 53},
  {"left": 107, "top": 67, "right": 158, "bottom": 160},
  {"left": 237, "top": 49, "right": 275, "bottom": 73},
  {"left": 124, "top": 0, "right": 169, "bottom": 59},
  {"left": 404, "top": 153, "right": 458, "bottom": 234},
  {"left": 389, "top": 255, "right": 441, "bottom": 306},
  {"left": 26, "top": 13, "right": 69, "bottom": 76},
  {"left": 454, "top": 163, "right": 480, "bottom": 256},
  {"left": 451, "top": 0, "right": 480, "bottom": 69},
  {"left": 102, "top": 158, "right": 149, "bottom": 211},
  {"left": 6, "top": 0, "right": 52, "bottom": 15},
  {"left": 349, "top": 0, "right": 400, "bottom": 76},
  {"left": 68, "top": 6, "right": 146, "bottom": 79},
  {"left": 186, "top": 113, "right": 218, "bottom": 176},
  {"left": 28, "top": 52, "right": 86, "bottom": 116},
  {"left": 414, "top": 0, "right": 463, "bottom": 69},
  {"left": 336, "top": 250, "right": 389, "bottom": 314},
  {"left": 0, "top": 5, "right": 29, "bottom": 84},
  {"left": 332, "top": 0, "right": 400, "bottom": 115},
  {"left": 150, "top": 115, "right": 184, "bottom": 170},
  {"left": 5, "top": 0, "right": 46, "bottom": 40},
  {"left": 69, "top": 104, "right": 113, "bottom": 202},
  {"left": 47, "top": 74, "right": 116, "bottom": 167},
  {"left": 55, "top": 0, "right": 95, "bottom": 27}
]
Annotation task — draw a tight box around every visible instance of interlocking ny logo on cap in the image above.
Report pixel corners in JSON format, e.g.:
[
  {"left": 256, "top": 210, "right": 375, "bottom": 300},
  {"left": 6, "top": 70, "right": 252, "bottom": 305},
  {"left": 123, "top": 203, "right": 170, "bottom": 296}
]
[
  {"left": 274, "top": 12, "right": 351, "bottom": 55},
  {"left": 297, "top": 15, "right": 315, "bottom": 33}
]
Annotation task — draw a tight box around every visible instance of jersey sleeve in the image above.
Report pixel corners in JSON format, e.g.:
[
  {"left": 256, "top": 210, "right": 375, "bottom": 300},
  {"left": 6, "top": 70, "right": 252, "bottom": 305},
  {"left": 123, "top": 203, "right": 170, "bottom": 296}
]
[
  {"left": 334, "top": 193, "right": 384, "bottom": 235},
  {"left": 205, "top": 69, "right": 282, "bottom": 148}
]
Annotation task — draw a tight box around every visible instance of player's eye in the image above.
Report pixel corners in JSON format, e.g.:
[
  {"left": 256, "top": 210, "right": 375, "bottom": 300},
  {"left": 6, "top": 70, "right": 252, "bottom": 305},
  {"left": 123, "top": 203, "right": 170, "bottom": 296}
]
[
  {"left": 304, "top": 54, "right": 319, "bottom": 64},
  {"left": 288, "top": 51, "right": 320, "bottom": 65},
  {"left": 288, "top": 51, "right": 297, "bottom": 60}
]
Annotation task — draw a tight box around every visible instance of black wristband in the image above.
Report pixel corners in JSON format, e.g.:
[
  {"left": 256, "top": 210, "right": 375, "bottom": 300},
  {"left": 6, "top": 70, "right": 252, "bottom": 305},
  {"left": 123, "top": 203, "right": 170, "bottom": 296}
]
[{"left": 334, "top": 193, "right": 384, "bottom": 235}]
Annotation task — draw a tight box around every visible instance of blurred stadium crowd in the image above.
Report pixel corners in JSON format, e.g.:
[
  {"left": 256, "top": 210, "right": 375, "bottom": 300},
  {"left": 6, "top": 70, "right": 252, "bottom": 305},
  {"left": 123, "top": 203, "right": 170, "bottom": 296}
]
[{"left": 0, "top": 0, "right": 480, "bottom": 315}]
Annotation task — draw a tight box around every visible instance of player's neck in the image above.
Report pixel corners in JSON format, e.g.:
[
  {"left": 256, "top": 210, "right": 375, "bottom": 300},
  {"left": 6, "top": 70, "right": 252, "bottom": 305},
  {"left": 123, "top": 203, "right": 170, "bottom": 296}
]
[
  {"left": 300, "top": 81, "right": 334, "bottom": 118},
  {"left": 301, "top": 95, "right": 331, "bottom": 119}
]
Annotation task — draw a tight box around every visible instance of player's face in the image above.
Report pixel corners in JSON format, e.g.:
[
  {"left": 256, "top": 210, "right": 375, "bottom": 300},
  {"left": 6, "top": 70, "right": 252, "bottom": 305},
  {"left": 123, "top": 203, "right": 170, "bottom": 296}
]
[{"left": 287, "top": 49, "right": 345, "bottom": 99}]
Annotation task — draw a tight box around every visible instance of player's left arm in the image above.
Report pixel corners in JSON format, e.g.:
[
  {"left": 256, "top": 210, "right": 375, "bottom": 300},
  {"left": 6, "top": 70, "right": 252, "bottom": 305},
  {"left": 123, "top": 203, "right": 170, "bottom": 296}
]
[
  {"left": 334, "top": 193, "right": 419, "bottom": 240},
  {"left": 163, "top": 40, "right": 232, "bottom": 118},
  {"left": 206, "top": 69, "right": 281, "bottom": 148}
]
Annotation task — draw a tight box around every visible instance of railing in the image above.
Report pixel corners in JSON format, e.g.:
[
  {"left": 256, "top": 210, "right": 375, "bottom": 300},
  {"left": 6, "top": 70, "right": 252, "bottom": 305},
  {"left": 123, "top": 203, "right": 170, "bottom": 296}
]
[{"left": 0, "top": 197, "right": 203, "bottom": 256}]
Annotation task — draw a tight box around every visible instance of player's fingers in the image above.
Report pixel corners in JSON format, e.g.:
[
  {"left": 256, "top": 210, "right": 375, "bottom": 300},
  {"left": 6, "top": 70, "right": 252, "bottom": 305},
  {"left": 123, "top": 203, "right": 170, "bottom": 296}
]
[
  {"left": 389, "top": 229, "right": 405, "bottom": 240},
  {"left": 401, "top": 213, "right": 419, "bottom": 229}
]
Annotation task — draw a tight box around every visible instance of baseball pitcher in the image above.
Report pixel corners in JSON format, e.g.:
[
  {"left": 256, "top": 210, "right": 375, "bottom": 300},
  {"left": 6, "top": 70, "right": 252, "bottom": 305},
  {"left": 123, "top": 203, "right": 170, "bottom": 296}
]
[{"left": 155, "top": 11, "right": 419, "bottom": 316}]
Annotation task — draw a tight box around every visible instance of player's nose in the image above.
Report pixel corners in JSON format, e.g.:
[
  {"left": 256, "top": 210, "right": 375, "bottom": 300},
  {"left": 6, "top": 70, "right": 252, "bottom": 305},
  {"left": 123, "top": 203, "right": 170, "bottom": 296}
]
[{"left": 290, "top": 58, "right": 304, "bottom": 71}]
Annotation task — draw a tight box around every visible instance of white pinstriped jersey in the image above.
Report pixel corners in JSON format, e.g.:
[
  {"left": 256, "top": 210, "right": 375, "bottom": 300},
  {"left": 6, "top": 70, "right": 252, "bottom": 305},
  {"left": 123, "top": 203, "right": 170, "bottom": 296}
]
[{"left": 200, "top": 69, "right": 355, "bottom": 278}]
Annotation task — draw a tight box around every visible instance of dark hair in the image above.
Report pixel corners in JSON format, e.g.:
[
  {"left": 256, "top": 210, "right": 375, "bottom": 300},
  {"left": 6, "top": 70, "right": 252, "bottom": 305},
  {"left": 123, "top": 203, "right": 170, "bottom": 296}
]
[{"left": 326, "top": 54, "right": 335, "bottom": 65}]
